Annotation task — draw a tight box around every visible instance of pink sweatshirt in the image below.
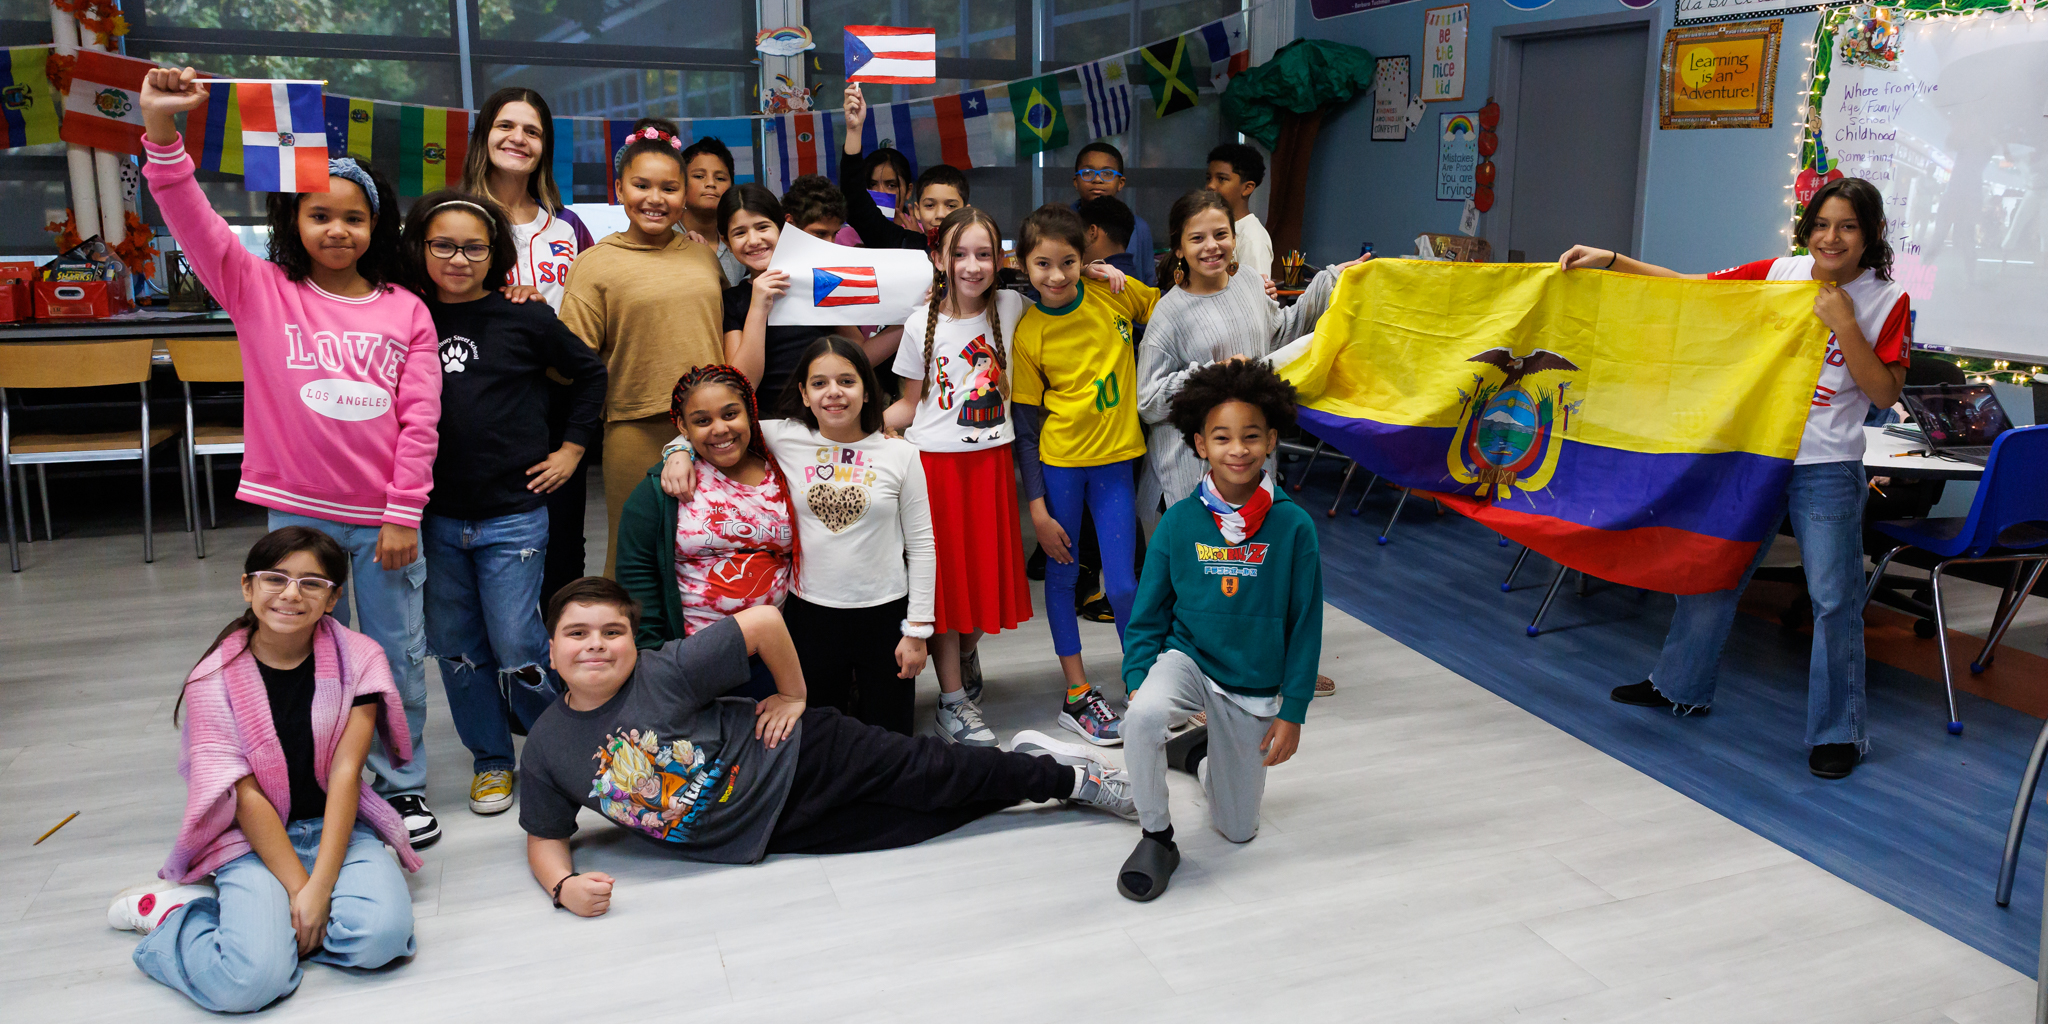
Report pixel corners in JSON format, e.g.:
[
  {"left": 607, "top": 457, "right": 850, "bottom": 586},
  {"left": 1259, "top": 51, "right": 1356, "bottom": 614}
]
[
  {"left": 143, "top": 136, "right": 441, "bottom": 528},
  {"left": 164, "top": 617, "right": 421, "bottom": 884}
]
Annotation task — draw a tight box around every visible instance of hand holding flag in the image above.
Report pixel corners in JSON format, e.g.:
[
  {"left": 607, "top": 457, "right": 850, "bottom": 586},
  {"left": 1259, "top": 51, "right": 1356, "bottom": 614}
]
[
  {"left": 139, "top": 66, "right": 213, "bottom": 146},
  {"left": 844, "top": 25, "right": 936, "bottom": 84}
]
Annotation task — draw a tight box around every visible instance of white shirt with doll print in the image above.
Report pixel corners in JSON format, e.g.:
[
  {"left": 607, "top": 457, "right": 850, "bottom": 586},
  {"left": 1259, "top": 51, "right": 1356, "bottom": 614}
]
[{"left": 890, "top": 290, "right": 1028, "bottom": 453}]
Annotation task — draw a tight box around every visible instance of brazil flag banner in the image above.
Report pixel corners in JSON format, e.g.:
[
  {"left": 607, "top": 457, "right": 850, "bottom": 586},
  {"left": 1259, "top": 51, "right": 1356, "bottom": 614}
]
[{"left": 1007, "top": 74, "right": 1067, "bottom": 157}]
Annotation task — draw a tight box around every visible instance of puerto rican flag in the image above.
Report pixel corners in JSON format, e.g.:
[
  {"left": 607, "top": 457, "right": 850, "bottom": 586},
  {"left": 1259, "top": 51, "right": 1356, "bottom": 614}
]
[
  {"left": 1198, "top": 13, "right": 1251, "bottom": 92},
  {"left": 239, "top": 82, "right": 329, "bottom": 193},
  {"left": 844, "top": 25, "right": 937, "bottom": 84},
  {"left": 813, "top": 266, "right": 880, "bottom": 307}
]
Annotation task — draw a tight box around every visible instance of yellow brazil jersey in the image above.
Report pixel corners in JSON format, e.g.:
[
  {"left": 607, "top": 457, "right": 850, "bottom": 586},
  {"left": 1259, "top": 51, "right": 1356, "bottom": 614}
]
[{"left": 1011, "top": 278, "right": 1159, "bottom": 467}]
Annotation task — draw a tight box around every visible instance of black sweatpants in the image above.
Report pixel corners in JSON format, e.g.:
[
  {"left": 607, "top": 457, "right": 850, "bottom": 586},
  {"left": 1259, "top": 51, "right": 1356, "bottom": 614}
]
[
  {"left": 767, "top": 707, "right": 1075, "bottom": 854},
  {"left": 540, "top": 377, "right": 597, "bottom": 613},
  {"left": 784, "top": 594, "right": 913, "bottom": 736}
]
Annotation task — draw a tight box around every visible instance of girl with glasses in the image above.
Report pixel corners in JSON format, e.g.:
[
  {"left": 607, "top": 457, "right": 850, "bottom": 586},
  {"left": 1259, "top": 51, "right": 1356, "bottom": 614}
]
[{"left": 399, "top": 191, "right": 608, "bottom": 816}]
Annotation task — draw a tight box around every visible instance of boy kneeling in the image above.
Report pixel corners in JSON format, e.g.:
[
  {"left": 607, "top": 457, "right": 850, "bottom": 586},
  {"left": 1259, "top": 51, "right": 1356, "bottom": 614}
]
[
  {"left": 1118, "top": 360, "right": 1323, "bottom": 902},
  {"left": 522, "top": 578, "right": 1135, "bottom": 915}
]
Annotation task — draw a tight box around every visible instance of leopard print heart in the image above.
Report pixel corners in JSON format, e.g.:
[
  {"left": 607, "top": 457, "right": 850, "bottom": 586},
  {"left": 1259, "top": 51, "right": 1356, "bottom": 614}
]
[{"left": 806, "top": 482, "right": 870, "bottom": 533}]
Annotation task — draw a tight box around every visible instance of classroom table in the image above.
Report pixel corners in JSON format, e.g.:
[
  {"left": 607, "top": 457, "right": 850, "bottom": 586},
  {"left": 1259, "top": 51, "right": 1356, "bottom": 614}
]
[
  {"left": 0, "top": 309, "right": 232, "bottom": 342},
  {"left": 1862, "top": 424, "right": 1985, "bottom": 482}
]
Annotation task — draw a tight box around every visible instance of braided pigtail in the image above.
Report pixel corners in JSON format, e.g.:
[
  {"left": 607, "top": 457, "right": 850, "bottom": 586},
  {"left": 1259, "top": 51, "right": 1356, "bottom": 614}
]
[
  {"left": 671, "top": 363, "right": 802, "bottom": 577},
  {"left": 921, "top": 266, "right": 945, "bottom": 394},
  {"left": 988, "top": 289, "right": 1010, "bottom": 401}
]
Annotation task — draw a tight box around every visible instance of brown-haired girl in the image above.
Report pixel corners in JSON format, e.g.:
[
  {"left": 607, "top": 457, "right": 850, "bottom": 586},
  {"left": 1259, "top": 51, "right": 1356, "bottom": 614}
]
[
  {"left": 880, "top": 206, "right": 1032, "bottom": 745},
  {"left": 559, "top": 117, "right": 728, "bottom": 574}
]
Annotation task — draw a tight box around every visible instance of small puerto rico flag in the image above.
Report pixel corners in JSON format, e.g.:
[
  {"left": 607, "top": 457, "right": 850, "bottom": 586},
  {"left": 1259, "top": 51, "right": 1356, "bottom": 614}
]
[
  {"left": 239, "top": 82, "right": 328, "bottom": 193},
  {"left": 843, "top": 25, "right": 936, "bottom": 84},
  {"left": 813, "top": 266, "right": 879, "bottom": 307}
]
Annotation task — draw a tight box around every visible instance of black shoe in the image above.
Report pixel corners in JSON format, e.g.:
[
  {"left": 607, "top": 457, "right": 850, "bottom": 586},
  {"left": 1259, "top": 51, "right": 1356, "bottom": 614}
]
[
  {"left": 1079, "top": 591, "right": 1116, "bottom": 623},
  {"left": 1610, "top": 679, "right": 1710, "bottom": 716},
  {"left": 387, "top": 794, "right": 441, "bottom": 848},
  {"left": 1809, "top": 743, "right": 1860, "bottom": 779},
  {"left": 1026, "top": 546, "right": 1047, "bottom": 581}
]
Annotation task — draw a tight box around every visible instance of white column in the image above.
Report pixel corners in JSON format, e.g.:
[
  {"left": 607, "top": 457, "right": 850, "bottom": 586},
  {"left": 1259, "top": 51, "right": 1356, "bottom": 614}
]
[
  {"left": 49, "top": 3, "right": 101, "bottom": 245},
  {"left": 757, "top": 0, "right": 805, "bottom": 107}
]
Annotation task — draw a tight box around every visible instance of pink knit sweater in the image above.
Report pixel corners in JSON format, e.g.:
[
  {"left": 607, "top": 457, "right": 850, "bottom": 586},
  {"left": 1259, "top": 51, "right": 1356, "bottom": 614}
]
[
  {"left": 162, "top": 617, "right": 422, "bottom": 883},
  {"left": 142, "top": 135, "right": 441, "bottom": 528}
]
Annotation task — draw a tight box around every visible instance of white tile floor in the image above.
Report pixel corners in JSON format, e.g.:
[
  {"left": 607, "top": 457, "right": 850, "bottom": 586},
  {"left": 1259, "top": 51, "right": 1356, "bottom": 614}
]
[{"left": 0, "top": 519, "right": 2036, "bottom": 1023}]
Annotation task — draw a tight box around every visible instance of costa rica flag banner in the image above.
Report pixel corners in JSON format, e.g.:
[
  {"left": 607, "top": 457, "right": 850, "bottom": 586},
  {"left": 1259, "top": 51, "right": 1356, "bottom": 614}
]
[
  {"left": 764, "top": 221, "right": 935, "bottom": 327},
  {"left": 843, "top": 25, "right": 937, "bottom": 84},
  {"left": 1275, "top": 260, "right": 1831, "bottom": 595}
]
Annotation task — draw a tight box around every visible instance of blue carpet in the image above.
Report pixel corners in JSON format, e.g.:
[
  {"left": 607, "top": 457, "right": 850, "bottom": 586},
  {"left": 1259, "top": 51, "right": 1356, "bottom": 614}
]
[{"left": 1296, "top": 469, "right": 2047, "bottom": 975}]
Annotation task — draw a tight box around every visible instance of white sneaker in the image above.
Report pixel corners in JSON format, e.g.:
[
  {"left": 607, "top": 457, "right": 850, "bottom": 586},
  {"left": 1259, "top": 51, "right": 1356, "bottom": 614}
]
[
  {"left": 935, "top": 696, "right": 997, "bottom": 747},
  {"left": 108, "top": 883, "right": 216, "bottom": 933},
  {"left": 1011, "top": 728, "right": 1109, "bottom": 768}
]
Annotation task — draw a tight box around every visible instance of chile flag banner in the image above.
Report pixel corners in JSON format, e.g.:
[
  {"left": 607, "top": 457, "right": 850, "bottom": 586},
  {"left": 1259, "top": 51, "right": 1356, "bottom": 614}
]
[{"left": 1275, "top": 260, "right": 1830, "bottom": 595}]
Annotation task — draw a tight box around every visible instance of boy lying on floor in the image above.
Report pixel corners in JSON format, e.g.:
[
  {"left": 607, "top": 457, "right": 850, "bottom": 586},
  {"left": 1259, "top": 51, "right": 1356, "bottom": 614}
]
[{"left": 521, "top": 577, "right": 1135, "bottom": 915}]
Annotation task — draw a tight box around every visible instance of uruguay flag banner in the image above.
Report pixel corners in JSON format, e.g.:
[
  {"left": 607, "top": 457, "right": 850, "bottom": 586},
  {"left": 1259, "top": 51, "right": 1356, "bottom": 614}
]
[
  {"left": 764, "top": 224, "right": 934, "bottom": 327},
  {"left": 1275, "top": 261, "right": 1830, "bottom": 595},
  {"left": 843, "top": 25, "right": 937, "bottom": 84},
  {"left": 240, "top": 82, "right": 329, "bottom": 193}
]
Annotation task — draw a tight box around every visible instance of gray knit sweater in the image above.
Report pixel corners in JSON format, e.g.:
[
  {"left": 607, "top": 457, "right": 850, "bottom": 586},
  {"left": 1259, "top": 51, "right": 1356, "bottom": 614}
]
[{"left": 1135, "top": 265, "right": 1340, "bottom": 524}]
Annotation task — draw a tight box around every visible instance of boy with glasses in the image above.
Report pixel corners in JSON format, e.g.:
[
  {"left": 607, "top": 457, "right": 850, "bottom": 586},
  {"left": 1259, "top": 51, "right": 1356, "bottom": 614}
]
[{"left": 1073, "top": 143, "right": 1154, "bottom": 285}]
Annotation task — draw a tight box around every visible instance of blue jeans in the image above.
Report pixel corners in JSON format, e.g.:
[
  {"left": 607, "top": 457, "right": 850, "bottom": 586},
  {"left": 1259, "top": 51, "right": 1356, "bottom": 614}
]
[
  {"left": 1651, "top": 459, "right": 1869, "bottom": 749},
  {"left": 422, "top": 509, "right": 557, "bottom": 773},
  {"left": 1042, "top": 459, "right": 1139, "bottom": 660},
  {"left": 132, "top": 821, "right": 415, "bottom": 1013},
  {"left": 267, "top": 511, "right": 428, "bottom": 797}
]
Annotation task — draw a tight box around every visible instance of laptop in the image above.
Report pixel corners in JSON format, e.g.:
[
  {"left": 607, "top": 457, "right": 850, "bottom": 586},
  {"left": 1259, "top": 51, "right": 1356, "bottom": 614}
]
[{"left": 1898, "top": 383, "right": 2015, "bottom": 465}]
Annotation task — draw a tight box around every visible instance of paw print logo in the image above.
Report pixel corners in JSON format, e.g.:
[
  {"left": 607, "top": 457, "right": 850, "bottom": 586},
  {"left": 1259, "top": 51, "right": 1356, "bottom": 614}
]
[{"left": 439, "top": 336, "right": 478, "bottom": 374}]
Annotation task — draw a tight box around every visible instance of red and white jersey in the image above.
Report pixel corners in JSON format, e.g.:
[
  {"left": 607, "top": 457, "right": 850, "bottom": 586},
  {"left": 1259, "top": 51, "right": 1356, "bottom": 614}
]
[
  {"left": 1710, "top": 255, "right": 1911, "bottom": 465},
  {"left": 510, "top": 206, "right": 592, "bottom": 311}
]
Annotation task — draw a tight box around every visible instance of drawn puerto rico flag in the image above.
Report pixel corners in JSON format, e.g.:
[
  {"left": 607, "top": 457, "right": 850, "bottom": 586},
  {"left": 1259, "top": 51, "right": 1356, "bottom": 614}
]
[
  {"left": 239, "top": 82, "right": 329, "bottom": 193},
  {"left": 844, "top": 25, "right": 937, "bottom": 84},
  {"left": 814, "top": 266, "right": 880, "bottom": 307}
]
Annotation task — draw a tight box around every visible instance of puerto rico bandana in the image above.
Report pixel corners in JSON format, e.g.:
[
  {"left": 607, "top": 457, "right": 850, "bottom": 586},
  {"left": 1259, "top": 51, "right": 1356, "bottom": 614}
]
[{"left": 1196, "top": 471, "right": 1274, "bottom": 545}]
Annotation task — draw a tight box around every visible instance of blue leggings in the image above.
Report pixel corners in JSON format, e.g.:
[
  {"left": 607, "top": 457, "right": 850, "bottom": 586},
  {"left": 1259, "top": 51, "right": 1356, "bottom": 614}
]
[{"left": 1043, "top": 459, "right": 1138, "bottom": 659}]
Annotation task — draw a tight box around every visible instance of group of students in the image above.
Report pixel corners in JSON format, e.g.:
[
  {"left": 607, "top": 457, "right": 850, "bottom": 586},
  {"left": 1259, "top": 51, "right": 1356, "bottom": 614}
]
[
  {"left": 103, "top": 68, "right": 1337, "bottom": 1012},
  {"left": 101, "top": 60, "right": 1908, "bottom": 1012}
]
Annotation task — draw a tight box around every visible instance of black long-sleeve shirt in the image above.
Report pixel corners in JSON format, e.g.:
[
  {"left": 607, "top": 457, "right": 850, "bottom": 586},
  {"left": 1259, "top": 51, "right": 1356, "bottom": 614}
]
[
  {"left": 424, "top": 292, "right": 608, "bottom": 521},
  {"left": 839, "top": 151, "right": 929, "bottom": 251}
]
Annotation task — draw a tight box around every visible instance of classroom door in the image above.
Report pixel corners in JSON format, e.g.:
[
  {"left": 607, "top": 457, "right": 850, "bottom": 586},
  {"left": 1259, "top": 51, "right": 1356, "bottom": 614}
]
[{"left": 1506, "top": 26, "right": 1648, "bottom": 262}]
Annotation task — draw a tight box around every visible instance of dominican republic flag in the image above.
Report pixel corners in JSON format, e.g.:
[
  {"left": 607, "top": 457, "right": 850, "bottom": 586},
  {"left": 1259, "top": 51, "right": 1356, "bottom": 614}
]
[
  {"left": 1079, "top": 59, "right": 1131, "bottom": 140},
  {"left": 843, "top": 25, "right": 936, "bottom": 84},
  {"left": 240, "top": 82, "right": 328, "bottom": 192},
  {"left": 859, "top": 101, "right": 921, "bottom": 175},
  {"left": 813, "top": 266, "right": 880, "bottom": 307},
  {"left": 1198, "top": 13, "right": 1251, "bottom": 92},
  {"left": 932, "top": 90, "right": 994, "bottom": 169},
  {"left": 60, "top": 49, "right": 154, "bottom": 155},
  {"left": 766, "top": 111, "right": 838, "bottom": 193}
]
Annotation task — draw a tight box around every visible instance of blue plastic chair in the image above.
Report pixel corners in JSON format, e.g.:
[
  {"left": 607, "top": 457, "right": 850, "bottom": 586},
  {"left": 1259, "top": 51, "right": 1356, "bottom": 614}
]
[{"left": 1857, "top": 425, "right": 2048, "bottom": 908}]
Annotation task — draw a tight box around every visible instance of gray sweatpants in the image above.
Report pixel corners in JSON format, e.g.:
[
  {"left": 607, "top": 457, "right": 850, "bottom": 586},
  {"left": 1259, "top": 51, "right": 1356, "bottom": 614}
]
[{"left": 1124, "top": 649, "right": 1271, "bottom": 842}]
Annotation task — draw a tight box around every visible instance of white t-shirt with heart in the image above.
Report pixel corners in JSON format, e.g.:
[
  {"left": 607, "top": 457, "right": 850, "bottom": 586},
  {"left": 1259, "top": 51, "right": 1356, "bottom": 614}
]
[{"left": 760, "top": 418, "right": 935, "bottom": 621}]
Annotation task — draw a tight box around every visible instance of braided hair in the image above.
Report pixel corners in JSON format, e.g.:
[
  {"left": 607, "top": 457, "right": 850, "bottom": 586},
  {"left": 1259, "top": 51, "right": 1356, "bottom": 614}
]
[
  {"left": 669, "top": 364, "right": 803, "bottom": 573},
  {"left": 920, "top": 206, "right": 1011, "bottom": 400}
]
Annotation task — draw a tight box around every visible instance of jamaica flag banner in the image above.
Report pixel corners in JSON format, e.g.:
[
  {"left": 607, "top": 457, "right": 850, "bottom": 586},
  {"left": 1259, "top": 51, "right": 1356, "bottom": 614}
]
[
  {"left": 1138, "top": 37, "right": 1200, "bottom": 118},
  {"left": 1007, "top": 74, "right": 1067, "bottom": 156},
  {"left": 1278, "top": 260, "right": 1830, "bottom": 595}
]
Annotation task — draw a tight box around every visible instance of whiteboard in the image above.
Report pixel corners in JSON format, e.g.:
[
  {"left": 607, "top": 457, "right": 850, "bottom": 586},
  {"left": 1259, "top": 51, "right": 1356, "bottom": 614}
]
[{"left": 1816, "top": 10, "right": 2048, "bottom": 362}]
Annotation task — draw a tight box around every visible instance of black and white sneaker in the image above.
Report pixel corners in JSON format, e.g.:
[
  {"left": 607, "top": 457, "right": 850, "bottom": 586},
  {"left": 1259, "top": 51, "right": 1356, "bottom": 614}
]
[{"left": 387, "top": 794, "right": 441, "bottom": 849}]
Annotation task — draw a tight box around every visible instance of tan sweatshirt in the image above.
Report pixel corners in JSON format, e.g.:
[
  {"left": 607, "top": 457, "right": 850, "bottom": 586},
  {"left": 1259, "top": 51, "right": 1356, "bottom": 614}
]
[{"left": 559, "top": 230, "right": 725, "bottom": 422}]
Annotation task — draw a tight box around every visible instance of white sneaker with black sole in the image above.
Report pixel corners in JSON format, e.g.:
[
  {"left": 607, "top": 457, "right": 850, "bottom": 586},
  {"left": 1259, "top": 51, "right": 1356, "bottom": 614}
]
[
  {"left": 1010, "top": 728, "right": 1110, "bottom": 769},
  {"left": 935, "top": 695, "right": 997, "bottom": 746},
  {"left": 387, "top": 794, "right": 441, "bottom": 848}
]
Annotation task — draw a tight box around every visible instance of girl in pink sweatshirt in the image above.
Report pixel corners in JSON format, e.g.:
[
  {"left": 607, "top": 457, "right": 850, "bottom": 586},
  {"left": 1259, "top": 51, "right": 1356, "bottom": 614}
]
[
  {"left": 110, "top": 527, "right": 420, "bottom": 1013},
  {"left": 140, "top": 67, "right": 446, "bottom": 843}
]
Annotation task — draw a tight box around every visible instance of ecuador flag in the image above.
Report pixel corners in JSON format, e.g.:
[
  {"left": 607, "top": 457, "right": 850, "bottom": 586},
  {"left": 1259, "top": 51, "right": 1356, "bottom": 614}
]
[
  {"left": 398, "top": 104, "right": 469, "bottom": 195},
  {"left": 0, "top": 46, "right": 59, "bottom": 149},
  {"left": 1279, "top": 261, "right": 1830, "bottom": 595}
]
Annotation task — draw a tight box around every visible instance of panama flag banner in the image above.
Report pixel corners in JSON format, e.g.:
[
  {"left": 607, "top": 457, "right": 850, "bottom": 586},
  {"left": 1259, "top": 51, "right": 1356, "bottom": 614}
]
[
  {"left": 765, "top": 224, "right": 936, "bottom": 327},
  {"left": 239, "top": 81, "right": 328, "bottom": 192},
  {"left": 60, "top": 49, "right": 155, "bottom": 155},
  {"left": 843, "top": 25, "right": 937, "bottom": 84},
  {"left": 0, "top": 46, "right": 61, "bottom": 150},
  {"left": 1276, "top": 261, "right": 1829, "bottom": 595},
  {"left": 398, "top": 104, "right": 469, "bottom": 196},
  {"left": 1197, "top": 13, "right": 1251, "bottom": 91}
]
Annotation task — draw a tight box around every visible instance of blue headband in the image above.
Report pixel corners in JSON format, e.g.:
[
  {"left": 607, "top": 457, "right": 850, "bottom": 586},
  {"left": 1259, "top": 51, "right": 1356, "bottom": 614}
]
[{"left": 328, "top": 157, "right": 380, "bottom": 215}]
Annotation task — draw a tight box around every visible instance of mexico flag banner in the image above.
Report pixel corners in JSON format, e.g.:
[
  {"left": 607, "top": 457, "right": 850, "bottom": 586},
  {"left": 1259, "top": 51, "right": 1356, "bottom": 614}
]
[{"left": 61, "top": 49, "right": 156, "bottom": 155}]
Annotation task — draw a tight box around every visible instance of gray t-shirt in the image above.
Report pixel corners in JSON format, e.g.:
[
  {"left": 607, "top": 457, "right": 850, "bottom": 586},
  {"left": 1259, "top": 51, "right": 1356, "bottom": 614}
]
[{"left": 517, "top": 617, "right": 800, "bottom": 864}]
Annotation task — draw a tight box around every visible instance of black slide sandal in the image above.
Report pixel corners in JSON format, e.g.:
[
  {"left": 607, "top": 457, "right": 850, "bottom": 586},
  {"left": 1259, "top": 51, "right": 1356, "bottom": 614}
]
[{"left": 1118, "top": 836, "right": 1181, "bottom": 902}]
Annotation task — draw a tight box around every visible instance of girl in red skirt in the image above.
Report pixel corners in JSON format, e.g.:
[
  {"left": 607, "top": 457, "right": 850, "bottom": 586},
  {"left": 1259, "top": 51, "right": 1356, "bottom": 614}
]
[{"left": 884, "top": 206, "right": 1034, "bottom": 747}]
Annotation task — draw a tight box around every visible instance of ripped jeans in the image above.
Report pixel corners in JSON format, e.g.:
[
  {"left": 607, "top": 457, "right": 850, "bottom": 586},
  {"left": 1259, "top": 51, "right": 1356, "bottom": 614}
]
[{"left": 423, "top": 508, "right": 558, "bottom": 773}]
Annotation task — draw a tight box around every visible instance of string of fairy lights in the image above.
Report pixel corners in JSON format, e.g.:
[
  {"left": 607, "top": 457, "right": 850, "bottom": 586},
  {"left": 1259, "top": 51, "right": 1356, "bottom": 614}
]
[{"left": 1785, "top": 0, "right": 2044, "bottom": 383}]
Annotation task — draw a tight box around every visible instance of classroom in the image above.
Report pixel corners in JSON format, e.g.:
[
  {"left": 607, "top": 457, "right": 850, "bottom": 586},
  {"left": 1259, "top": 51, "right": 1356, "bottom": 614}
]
[{"left": 5, "top": 0, "right": 2048, "bottom": 1020}]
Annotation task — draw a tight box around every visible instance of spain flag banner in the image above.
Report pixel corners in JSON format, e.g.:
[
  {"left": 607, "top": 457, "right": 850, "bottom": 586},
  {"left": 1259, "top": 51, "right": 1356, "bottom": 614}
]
[
  {"left": 398, "top": 104, "right": 468, "bottom": 195},
  {"left": 1279, "top": 261, "right": 1830, "bottom": 595}
]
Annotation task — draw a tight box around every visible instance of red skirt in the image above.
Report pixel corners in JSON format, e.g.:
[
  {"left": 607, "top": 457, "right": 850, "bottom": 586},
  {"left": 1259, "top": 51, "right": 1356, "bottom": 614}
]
[{"left": 922, "top": 446, "right": 1033, "bottom": 636}]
